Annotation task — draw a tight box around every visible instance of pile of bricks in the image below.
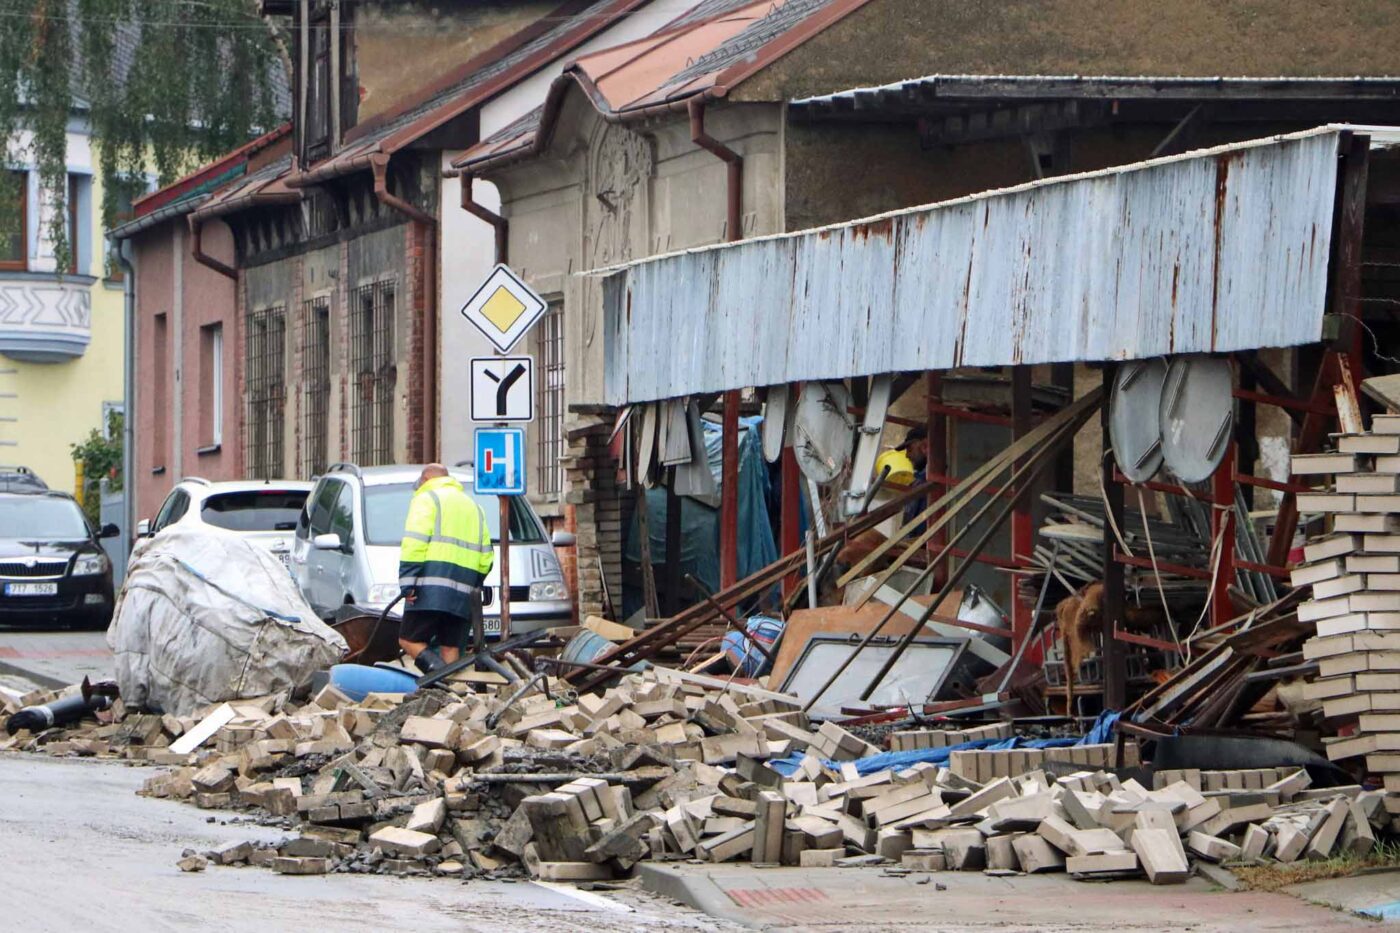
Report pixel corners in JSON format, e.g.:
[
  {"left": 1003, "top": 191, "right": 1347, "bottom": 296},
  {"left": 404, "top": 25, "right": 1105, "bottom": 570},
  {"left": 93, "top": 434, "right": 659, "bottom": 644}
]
[
  {"left": 1292, "top": 418, "right": 1400, "bottom": 821},
  {"left": 4, "top": 661, "right": 1393, "bottom": 885},
  {"left": 890, "top": 723, "right": 1012, "bottom": 751}
]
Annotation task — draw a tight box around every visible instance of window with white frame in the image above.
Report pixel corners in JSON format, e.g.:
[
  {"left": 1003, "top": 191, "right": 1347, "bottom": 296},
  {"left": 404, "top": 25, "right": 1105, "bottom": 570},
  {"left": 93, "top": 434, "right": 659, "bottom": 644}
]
[
  {"left": 201, "top": 323, "right": 223, "bottom": 449},
  {"left": 534, "top": 299, "right": 565, "bottom": 498}
]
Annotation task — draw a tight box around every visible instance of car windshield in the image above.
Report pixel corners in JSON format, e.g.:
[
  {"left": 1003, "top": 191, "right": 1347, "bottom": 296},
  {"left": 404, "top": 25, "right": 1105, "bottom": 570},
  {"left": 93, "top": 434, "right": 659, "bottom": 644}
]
[
  {"left": 0, "top": 496, "right": 88, "bottom": 539},
  {"left": 201, "top": 489, "right": 309, "bottom": 532},
  {"left": 362, "top": 482, "right": 545, "bottom": 547}
]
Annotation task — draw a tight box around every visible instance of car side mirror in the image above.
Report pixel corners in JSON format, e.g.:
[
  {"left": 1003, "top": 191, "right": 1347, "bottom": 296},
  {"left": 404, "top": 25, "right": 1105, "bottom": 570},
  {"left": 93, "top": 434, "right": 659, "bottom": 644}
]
[
  {"left": 550, "top": 530, "right": 577, "bottom": 547},
  {"left": 136, "top": 519, "right": 151, "bottom": 537},
  {"left": 99, "top": 523, "right": 120, "bottom": 539},
  {"left": 312, "top": 532, "right": 344, "bottom": 552}
]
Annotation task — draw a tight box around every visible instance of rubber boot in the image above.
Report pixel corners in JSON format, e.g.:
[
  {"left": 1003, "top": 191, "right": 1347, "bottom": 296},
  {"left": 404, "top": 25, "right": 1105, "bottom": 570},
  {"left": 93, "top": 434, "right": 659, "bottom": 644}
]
[{"left": 414, "top": 647, "right": 446, "bottom": 675}]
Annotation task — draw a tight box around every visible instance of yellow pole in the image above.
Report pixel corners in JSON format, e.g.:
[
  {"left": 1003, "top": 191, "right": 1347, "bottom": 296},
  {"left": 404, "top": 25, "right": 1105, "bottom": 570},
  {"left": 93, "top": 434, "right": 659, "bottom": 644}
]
[{"left": 74, "top": 459, "right": 85, "bottom": 507}]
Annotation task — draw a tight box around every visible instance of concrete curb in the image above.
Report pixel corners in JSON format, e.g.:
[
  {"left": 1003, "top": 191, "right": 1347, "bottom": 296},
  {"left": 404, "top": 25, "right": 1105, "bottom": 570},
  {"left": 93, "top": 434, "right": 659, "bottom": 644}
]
[
  {"left": 636, "top": 863, "right": 757, "bottom": 928},
  {"left": 0, "top": 657, "right": 67, "bottom": 691}
]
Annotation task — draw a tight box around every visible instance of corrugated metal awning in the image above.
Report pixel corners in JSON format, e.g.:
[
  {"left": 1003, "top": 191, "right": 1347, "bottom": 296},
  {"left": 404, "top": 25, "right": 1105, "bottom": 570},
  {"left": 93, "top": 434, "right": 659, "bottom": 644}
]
[{"left": 600, "top": 126, "right": 1388, "bottom": 405}]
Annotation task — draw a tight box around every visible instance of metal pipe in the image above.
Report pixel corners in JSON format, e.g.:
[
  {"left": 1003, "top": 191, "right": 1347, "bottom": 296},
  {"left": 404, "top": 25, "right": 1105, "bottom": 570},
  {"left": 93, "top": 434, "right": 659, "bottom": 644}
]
[
  {"left": 369, "top": 153, "right": 438, "bottom": 460},
  {"left": 996, "top": 539, "right": 1061, "bottom": 695},
  {"left": 857, "top": 429, "right": 1069, "bottom": 702},
  {"left": 785, "top": 465, "right": 891, "bottom": 614},
  {"left": 690, "top": 100, "right": 743, "bottom": 588},
  {"left": 1011, "top": 366, "right": 1034, "bottom": 646},
  {"left": 804, "top": 530, "right": 818, "bottom": 609},
  {"left": 684, "top": 573, "right": 774, "bottom": 664},
  {"left": 719, "top": 391, "right": 740, "bottom": 587},
  {"left": 801, "top": 405, "right": 1089, "bottom": 711},
  {"left": 780, "top": 430, "right": 801, "bottom": 598},
  {"left": 485, "top": 670, "right": 547, "bottom": 730},
  {"left": 688, "top": 98, "right": 742, "bottom": 243},
  {"left": 459, "top": 173, "right": 508, "bottom": 264},
  {"left": 187, "top": 215, "right": 236, "bottom": 280},
  {"left": 118, "top": 239, "right": 137, "bottom": 565}
]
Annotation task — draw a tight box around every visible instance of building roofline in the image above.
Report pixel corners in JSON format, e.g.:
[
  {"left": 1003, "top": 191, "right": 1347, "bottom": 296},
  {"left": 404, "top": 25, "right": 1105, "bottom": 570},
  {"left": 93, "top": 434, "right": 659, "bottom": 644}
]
[
  {"left": 452, "top": 0, "right": 875, "bottom": 174},
  {"left": 289, "top": 0, "right": 650, "bottom": 190},
  {"left": 790, "top": 73, "right": 1400, "bottom": 110},
  {"left": 131, "top": 123, "right": 291, "bottom": 217}
]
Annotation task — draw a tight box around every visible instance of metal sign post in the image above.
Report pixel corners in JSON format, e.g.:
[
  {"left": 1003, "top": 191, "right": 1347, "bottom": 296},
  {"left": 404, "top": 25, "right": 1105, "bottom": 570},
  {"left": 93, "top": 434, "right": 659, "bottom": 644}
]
[
  {"left": 499, "top": 497, "right": 511, "bottom": 639},
  {"left": 465, "top": 264, "right": 547, "bottom": 646},
  {"left": 475, "top": 425, "right": 526, "bottom": 642}
]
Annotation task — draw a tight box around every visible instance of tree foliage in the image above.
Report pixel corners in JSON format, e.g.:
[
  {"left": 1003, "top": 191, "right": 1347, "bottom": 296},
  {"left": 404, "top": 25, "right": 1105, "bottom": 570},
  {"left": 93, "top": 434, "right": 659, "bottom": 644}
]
[
  {"left": 0, "top": 0, "right": 285, "bottom": 272},
  {"left": 71, "top": 407, "right": 121, "bottom": 522}
]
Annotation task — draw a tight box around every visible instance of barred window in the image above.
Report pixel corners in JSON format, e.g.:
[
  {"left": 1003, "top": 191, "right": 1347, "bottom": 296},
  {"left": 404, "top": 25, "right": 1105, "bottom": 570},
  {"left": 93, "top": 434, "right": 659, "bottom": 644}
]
[
  {"left": 535, "top": 300, "right": 565, "bottom": 498},
  {"left": 245, "top": 304, "right": 287, "bottom": 479},
  {"left": 350, "top": 279, "right": 395, "bottom": 466},
  {"left": 301, "top": 296, "right": 331, "bottom": 476}
]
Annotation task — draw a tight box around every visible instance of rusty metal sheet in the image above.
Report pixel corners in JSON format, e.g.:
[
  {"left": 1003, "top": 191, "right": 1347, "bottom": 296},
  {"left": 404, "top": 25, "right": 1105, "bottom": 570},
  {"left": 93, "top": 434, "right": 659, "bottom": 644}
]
[{"left": 602, "top": 128, "right": 1347, "bottom": 405}]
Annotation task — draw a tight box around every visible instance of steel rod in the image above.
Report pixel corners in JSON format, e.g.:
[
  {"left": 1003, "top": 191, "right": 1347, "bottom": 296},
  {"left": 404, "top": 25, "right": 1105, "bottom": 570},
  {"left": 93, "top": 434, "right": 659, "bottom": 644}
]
[
  {"left": 996, "top": 539, "right": 1061, "bottom": 695},
  {"left": 856, "top": 411, "right": 1085, "bottom": 702},
  {"left": 685, "top": 573, "right": 775, "bottom": 664},
  {"left": 805, "top": 403, "right": 1090, "bottom": 712}
]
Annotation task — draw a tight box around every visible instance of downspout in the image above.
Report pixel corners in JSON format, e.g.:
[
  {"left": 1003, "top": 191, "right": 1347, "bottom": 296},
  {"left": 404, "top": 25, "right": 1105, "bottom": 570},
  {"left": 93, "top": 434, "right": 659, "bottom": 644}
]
[
  {"left": 188, "top": 215, "right": 236, "bottom": 280},
  {"left": 369, "top": 152, "right": 439, "bottom": 461},
  {"left": 688, "top": 97, "right": 743, "bottom": 588},
  {"left": 459, "top": 172, "right": 508, "bottom": 264},
  {"left": 118, "top": 239, "right": 137, "bottom": 575},
  {"left": 688, "top": 97, "right": 742, "bottom": 243}
]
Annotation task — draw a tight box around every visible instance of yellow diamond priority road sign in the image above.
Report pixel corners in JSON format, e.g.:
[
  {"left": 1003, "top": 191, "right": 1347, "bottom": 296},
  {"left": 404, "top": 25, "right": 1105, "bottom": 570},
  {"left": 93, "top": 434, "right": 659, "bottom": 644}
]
[{"left": 460, "top": 263, "right": 548, "bottom": 353}]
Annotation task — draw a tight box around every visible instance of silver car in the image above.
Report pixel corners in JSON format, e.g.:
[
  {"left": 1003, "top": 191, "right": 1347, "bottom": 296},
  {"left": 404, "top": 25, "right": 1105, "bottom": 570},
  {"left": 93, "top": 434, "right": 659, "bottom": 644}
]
[{"left": 291, "top": 463, "right": 574, "bottom": 636}]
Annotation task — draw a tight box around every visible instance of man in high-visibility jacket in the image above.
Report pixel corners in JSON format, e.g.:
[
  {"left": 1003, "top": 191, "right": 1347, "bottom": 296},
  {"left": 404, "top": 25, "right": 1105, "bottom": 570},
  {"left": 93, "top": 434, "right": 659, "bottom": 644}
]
[{"left": 398, "top": 464, "right": 494, "bottom": 673}]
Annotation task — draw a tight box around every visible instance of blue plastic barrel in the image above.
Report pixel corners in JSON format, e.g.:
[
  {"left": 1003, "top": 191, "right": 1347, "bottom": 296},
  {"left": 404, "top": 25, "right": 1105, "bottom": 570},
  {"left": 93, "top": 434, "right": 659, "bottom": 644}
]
[
  {"left": 329, "top": 663, "right": 419, "bottom": 701},
  {"left": 562, "top": 630, "right": 615, "bottom": 665}
]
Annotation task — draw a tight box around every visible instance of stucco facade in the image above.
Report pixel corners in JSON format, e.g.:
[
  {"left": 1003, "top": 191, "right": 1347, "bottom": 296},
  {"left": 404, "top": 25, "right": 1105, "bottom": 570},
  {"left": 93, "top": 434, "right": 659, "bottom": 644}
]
[{"left": 0, "top": 127, "right": 127, "bottom": 500}]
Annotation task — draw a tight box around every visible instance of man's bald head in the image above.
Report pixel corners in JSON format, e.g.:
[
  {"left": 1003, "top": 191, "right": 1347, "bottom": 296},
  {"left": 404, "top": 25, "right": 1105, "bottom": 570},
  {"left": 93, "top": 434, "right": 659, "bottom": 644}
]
[{"left": 417, "top": 463, "right": 449, "bottom": 488}]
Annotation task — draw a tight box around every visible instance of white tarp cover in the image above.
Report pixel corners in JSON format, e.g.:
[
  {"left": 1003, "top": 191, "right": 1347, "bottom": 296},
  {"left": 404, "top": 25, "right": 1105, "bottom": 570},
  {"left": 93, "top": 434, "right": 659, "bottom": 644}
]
[{"left": 108, "top": 527, "right": 347, "bottom": 716}]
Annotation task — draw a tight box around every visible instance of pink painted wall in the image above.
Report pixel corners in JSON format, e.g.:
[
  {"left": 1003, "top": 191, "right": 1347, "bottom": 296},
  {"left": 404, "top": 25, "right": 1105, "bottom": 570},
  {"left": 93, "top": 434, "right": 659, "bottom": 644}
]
[
  {"left": 132, "top": 230, "right": 171, "bottom": 525},
  {"left": 179, "top": 219, "right": 240, "bottom": 489},
  {"left": 130, "top": 216, "right": 239, "bottom": 525}
]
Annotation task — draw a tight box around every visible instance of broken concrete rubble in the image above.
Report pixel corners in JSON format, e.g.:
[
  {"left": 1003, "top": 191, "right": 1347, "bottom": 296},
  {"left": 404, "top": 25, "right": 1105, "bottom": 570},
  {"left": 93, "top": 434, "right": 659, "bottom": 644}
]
[{"left": 5, "top": 662, "right": 1398, "bottom": 890}]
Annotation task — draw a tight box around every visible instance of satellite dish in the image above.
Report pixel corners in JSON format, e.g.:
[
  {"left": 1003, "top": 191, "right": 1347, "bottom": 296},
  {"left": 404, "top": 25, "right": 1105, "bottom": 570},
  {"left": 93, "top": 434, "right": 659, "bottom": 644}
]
[
  {"left": 793, "top": 381, "right": 853, "bottom": 484},
  {"left": 1109, "top": 358, "right": 1168, "bottom": 483},
  {"left": 762, "top": 384, "right": 794, "bottom": 464},
  {"left": 1159, "top": 355, "right": 1234, "bottom": 484}
]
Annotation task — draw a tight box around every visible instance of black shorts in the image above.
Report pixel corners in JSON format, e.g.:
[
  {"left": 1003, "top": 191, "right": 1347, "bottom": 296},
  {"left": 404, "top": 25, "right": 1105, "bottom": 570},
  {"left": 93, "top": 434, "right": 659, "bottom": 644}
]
[{"left": 400, "top": 608, "right": 468, "bottom": 648}]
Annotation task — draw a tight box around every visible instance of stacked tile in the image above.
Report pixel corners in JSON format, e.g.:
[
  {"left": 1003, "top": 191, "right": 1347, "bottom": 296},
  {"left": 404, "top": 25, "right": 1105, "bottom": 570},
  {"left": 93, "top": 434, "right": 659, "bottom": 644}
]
[
  {"left": 889, "top": 722, "right": 1013, "bottom": 751},
  {"left": 1294, "top": 418, "right": 1400, "bottom": 824}
]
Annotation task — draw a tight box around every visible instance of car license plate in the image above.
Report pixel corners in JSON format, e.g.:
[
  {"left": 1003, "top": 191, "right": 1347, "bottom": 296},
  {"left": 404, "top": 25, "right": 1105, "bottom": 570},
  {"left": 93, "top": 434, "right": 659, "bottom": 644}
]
[
  {"left": 482, "top": 617, "right": 502, "bottom": 635},
  {"left": 5, "top": 582, "right": 57, "bottom": 597}
]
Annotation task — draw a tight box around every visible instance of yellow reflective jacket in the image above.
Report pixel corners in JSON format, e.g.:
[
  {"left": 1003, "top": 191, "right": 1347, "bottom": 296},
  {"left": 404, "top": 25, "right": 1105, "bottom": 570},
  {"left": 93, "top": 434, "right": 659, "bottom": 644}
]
[{"left": 398, "top": 475, "right": 493, "bottom": 617}]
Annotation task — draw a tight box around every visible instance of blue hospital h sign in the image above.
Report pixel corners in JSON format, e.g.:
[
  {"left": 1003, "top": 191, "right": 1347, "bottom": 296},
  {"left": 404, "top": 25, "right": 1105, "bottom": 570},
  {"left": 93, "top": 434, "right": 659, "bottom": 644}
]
[{"left": 474, "top": 427, "right": 526, "bottom": 496}]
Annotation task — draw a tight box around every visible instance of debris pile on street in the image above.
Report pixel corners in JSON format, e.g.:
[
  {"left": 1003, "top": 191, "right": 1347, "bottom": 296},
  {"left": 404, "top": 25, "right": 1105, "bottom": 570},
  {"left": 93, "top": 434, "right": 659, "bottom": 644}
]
[{"left": 5, "top": 658, "right": 1395, "bottom": 886}]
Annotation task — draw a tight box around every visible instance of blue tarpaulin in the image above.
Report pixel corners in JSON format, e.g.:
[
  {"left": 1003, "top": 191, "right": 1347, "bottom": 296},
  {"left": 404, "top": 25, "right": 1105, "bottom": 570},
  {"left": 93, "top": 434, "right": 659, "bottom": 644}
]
[
  {"left": 622, "top": 416, "right": 778, "bottom": 617},
  {"left": 769, "top": 711, "right": 1123, "bottom": 777}
]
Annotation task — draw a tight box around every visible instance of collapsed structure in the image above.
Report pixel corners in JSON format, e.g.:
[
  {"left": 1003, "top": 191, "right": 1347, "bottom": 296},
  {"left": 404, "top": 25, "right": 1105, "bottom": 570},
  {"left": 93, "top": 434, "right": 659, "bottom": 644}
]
[{"left": 10, "top": 113, "right": 1400, "bottom": 894}]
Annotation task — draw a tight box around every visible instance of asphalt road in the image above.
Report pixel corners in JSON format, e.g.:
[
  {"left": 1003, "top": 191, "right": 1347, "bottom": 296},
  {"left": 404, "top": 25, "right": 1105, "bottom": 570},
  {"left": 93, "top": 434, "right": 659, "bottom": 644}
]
[{"left": 0, "top": 754, "right": 734, "bottom": 933}]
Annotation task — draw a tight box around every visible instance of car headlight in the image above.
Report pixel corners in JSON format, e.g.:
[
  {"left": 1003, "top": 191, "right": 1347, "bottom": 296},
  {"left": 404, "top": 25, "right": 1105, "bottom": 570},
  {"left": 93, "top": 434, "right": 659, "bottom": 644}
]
[
  {"left": 529, "top": 581, "right": 569, "bottom": 602},
  {"left": 73, "top": 554, "right": 109, "bottom": 576},
  {"left": 366, "top": 583, "right": 402, "bottom": 606}
]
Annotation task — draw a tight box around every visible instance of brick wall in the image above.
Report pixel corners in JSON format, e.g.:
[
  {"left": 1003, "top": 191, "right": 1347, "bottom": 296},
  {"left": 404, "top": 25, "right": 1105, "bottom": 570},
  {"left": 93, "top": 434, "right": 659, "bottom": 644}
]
[{"left": 561, "top": 410, "right": 623, "bottom": 620}]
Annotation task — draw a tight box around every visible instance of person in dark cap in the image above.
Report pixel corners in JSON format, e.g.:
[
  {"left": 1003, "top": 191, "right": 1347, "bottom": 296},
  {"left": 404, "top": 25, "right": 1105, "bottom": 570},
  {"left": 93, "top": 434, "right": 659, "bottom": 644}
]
[
  {"left": 896, "top": 426, "right": 929, "bottom": 530},
  {"left": 836, "top": 424, "right": 934, "bottom": 572}
]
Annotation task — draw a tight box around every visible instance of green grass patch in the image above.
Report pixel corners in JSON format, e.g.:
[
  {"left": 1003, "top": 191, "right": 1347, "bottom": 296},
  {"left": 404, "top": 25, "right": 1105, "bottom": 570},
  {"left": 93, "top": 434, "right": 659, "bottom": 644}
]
[{"left": 1233, "top": 839, "right": 1400, "bottom": 892}]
